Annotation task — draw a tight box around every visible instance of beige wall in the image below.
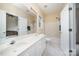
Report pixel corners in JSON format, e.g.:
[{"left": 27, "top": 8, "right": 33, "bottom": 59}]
[
  {"left": 0, "top": 3, "right": 38, "bottom": 33},
  {"left": 31, "top": 4, "right": 45, "bottom": 33},
  {"left": 44, "top": 13, "right": 60, "bottom": 37},
  {"left": 27, "top": 15, "right": 37, "bottom": 33},
  {"left": 0, "top": 3, "right": 29, "bottom": 19},
  {"left": 28, "top": 15, "right": 36, "bottom": 23},
  {"left": 0, "top": 3, "right": 60, "bottom": 37}
]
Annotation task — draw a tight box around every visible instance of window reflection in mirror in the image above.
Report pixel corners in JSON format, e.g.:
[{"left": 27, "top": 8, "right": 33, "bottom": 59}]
[{"left": 6, "top": 13, "right": 18, "bottom": 37}]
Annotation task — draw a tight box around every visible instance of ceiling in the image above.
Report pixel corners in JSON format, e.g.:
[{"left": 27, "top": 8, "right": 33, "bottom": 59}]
[
  {"left": 12, "top": 3, "right": 66, "bottom": 16},
  {"left": 12, "top": 3, "right": 36, "bottom": 16},
  {"left": 34, "top": 3, "right": 66, "bottom": 16}
]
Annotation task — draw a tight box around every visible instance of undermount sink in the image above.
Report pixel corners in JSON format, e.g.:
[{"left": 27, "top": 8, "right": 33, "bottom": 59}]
[{"left": 10, "top": 40, "right": 16, "bottom": 45}]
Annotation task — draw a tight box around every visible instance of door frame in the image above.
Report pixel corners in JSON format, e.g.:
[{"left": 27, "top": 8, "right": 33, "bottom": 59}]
[
  {"left": 69, "top": 3, "right": 76, "bottom": 56},
  {"left": 60, "top": 3, "right": 76, "bottom": 56},
  {"left": 60, "top": 4, "right": 70, "bottom": 56}
]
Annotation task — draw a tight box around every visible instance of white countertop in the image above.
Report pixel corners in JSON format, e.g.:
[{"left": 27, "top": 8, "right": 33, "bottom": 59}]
[{"left": 0, "top": 33, "right": 45, "bottom": 56}]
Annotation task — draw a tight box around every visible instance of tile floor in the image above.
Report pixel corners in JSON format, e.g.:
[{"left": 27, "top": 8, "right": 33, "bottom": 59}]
[{"left": 42, "top": 37, "right": 65, "bottom": 56}]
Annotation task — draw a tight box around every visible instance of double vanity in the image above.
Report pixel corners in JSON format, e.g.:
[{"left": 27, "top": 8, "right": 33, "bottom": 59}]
[
  {"left": 0, "top": 33, "right": 46, "bottom": 56},
  {"left": 0, "top": 7, "right": 45, "bottom": 56}
]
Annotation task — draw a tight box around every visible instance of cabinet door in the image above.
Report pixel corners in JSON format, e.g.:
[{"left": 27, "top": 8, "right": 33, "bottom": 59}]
[
  {"left": 0, "top": 10, "right": 6, "bottom": 40},
  {"left": 41, "top": 38, "right": 46, "bottom": 55},
  {"left": 18, "top": 38, "right": 46, "bottom": 56},
  {"left": 19, "top": 40, "right": 42, "bottom": 56},
  {"left": 18, "top": 17, "right": 27, "bottom": 35}
]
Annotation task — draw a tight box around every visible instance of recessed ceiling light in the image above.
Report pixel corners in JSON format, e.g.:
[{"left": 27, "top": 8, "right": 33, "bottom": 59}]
[
  {"left": 44, "top": 5, "right": 48, "bottom": 8},
  {"left": 27, "top": 10, "right": 29, "bottom": 12}
]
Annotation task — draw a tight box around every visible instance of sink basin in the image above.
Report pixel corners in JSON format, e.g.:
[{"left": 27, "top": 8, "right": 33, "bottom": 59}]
[{"left": 10, "top": 40, "right": 16, "bottom": 45}]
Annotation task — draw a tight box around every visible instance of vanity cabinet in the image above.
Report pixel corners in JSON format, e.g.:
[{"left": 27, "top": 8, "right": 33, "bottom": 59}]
[{"left": 18, "top": 38, "right": 46, "bottom": 56}]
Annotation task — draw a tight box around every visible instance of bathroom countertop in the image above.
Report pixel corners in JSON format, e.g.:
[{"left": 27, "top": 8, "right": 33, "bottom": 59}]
[{"left": 0, "top": 33, "right": 45, "bottom": 56}]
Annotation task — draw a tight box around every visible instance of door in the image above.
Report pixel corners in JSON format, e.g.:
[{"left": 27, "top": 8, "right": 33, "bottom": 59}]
[
  {"left": 60, "top": 4, "right": 70, "bottom": 56},
  {"left": 0, "top": 10, "right": 6, "bottom": 41}
]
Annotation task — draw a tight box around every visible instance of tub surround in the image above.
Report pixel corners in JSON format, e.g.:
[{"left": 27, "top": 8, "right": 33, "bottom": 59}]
[{"left": 0, "top": 33, "right": 46, "bottom": 56}]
